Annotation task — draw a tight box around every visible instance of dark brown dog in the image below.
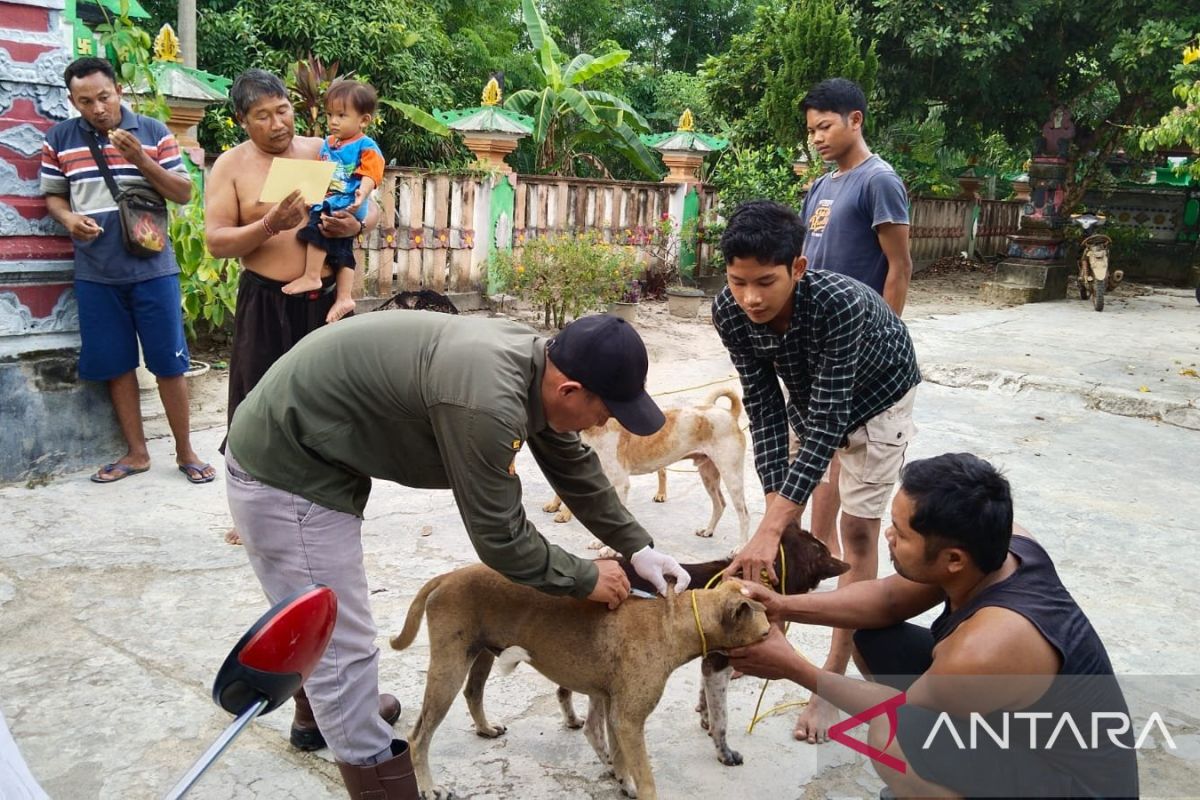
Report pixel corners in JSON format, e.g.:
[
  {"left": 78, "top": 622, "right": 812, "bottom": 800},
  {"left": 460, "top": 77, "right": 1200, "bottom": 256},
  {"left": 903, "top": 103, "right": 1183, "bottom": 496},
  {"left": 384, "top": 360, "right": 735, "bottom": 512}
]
[{"left": 557, "top": 522, "right": 849, "bottom": 766}]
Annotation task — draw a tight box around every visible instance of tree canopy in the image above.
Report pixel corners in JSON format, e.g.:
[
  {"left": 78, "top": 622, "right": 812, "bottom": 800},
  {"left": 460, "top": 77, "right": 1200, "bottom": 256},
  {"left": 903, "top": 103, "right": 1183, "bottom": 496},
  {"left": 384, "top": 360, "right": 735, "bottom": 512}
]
[{"left": 133, "top": 0, "right": 1197, "bottom": 189}]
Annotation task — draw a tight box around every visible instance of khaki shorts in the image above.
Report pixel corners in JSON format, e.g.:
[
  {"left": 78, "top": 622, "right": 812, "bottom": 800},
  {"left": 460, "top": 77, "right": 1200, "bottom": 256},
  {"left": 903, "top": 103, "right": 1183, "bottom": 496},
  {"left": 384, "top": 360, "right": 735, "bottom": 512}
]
[{"left": 790, "top": 386, "right": 918, "bottom": 519}]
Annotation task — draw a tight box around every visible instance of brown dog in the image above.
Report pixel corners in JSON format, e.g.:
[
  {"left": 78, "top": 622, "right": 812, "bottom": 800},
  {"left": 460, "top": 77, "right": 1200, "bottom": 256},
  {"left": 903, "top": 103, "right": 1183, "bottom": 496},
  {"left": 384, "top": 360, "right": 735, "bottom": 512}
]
[
  {"left": 558, "top": 522, "right": 849, "bottom": 766},
  {"left": 544, "top": 388, "right": 750, "bottom": 542},
  {"left": 391, "top": 567, "right": 770, "bottom": 799}
]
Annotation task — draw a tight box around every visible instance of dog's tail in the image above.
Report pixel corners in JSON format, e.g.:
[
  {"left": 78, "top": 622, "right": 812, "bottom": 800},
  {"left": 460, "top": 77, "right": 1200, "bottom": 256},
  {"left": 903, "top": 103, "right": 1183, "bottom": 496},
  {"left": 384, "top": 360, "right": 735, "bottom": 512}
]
[
  {"left": 495, "top": 646, "right": 531, "bottom": 676},
  {"left": 389, "top": 573, "right": 446, "bottom": 651},
  {"left": 706, "top": 387, "right": 743, "bottom": 420}
]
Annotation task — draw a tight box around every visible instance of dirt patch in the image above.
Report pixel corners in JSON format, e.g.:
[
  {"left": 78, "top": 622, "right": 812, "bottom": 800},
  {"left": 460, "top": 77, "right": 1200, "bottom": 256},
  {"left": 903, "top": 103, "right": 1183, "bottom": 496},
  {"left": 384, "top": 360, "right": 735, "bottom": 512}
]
[{"left": 906, "top": 255, "right": 997, "bottom": 318}]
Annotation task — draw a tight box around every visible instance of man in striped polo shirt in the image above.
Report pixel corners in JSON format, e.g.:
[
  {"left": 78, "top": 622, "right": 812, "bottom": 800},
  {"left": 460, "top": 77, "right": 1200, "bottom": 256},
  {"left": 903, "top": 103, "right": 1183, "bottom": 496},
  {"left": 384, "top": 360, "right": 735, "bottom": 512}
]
[{"left": 41, "top": 57, "right": 215, "bottom": 485}]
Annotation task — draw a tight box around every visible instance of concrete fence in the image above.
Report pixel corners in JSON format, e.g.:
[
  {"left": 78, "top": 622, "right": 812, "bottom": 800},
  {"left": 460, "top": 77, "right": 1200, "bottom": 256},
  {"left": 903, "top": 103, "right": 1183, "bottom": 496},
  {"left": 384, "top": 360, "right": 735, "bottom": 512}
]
[
  {"left": 357, "top": 169, "right": 1027, "bottom": 301},
  {"left": 360, "top": 168, "right": 719, "bottom": 301}
]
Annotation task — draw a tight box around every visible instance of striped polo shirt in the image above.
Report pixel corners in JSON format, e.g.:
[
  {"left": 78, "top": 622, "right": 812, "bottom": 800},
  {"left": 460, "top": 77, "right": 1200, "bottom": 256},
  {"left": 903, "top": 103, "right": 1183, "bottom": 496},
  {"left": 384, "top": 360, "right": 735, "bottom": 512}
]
[{"left": 41, "top": 106, "right": 187, "bottom": 285}]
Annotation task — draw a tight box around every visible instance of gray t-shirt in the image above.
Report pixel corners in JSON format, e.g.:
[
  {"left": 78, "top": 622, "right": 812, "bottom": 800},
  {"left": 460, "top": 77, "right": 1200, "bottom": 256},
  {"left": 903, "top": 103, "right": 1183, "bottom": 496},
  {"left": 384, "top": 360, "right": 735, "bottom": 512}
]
[{"left": 800, "top": 154, "right": 909, "bottom": 294}]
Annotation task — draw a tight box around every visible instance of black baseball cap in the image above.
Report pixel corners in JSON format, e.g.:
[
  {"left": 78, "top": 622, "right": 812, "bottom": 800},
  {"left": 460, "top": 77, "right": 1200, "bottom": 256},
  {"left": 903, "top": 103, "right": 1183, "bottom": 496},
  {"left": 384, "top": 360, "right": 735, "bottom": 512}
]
[{"left": 547, "top": 314, "right": 665, "bottom": 436}]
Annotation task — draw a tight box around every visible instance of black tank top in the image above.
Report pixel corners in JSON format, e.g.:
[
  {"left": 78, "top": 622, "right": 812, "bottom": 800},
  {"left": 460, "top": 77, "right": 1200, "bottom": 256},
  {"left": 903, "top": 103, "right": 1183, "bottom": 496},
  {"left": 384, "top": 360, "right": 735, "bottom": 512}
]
[
  {"left": 931, "top": 536, "right": 1114, "bottom": 675},
  {"left": 931, "top": 536, "right": 1139, "bottom": 797}
]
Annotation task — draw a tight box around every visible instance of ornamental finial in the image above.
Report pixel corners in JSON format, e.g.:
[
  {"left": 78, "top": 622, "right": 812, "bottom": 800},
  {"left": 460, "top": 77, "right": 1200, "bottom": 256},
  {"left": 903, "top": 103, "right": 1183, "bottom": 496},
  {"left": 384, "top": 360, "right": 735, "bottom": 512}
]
[
  {"left": 153, "top": 23, "right": 182, "bottom": 63},
  {"left": 481, "top": 77, "right": 502, "bottom": 107}
]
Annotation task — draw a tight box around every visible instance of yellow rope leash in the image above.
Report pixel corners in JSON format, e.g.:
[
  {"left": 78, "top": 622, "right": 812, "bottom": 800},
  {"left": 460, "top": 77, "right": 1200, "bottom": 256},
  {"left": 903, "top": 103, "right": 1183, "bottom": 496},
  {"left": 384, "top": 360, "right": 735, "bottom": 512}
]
[
  {"left": 746, "top": 545, "right": 804, "bottom": 735},
  {"left": 651, "top": 375, "right": 737, "bottom": 399}
]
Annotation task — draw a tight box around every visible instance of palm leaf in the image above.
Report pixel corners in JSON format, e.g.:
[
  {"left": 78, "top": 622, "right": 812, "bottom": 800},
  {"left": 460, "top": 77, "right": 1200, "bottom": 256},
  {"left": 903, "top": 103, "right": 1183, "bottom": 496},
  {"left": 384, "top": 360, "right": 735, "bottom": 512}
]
[
  {"left": 383, "top": 99, "right": 451, "bottom": 137},
  {"left": 521, "top": 0, "right": 561, "bottom": 88},
  {"left": 565, "top": 50, "right": 630, "bottom": 86},
  {"left": 608, "top": 122, "right": 663, "bottom": 179},
  {"left": 531, "top": 88, "right": 556, "bottom": 145},
  {"left": 558, "top": 87, "right": 600, "bottom": 126},
  {"left": 581, "top": 91, "right": 649, "bottom": 130},
  {"left": 504, "top": 89, "right": 539, "bottom": 112}
]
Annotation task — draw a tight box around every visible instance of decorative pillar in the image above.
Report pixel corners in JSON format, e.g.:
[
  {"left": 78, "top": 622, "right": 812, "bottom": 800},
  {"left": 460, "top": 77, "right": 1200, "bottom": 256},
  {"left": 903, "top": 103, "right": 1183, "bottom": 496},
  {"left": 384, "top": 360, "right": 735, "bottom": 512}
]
[
  {"left": 140, "top": 24, "right": 229, "bottom": 176},
  {"left": 458, "top": 132, "right": 522, "bottom": 174},
  {"left": 982, "top": 107, "right": 1075, "bottom": 304},
  {"left": 0, "top": 0, "right": 123, "bottom": 482},
  {"left": 434, "top": 79, "right": 532, "bottom": 294},
  {"left": 642, "top": 110, "right": 728, "bottom": 282},
  {"left": 435, "top": 79, "right": 532, "bottom": 175}
]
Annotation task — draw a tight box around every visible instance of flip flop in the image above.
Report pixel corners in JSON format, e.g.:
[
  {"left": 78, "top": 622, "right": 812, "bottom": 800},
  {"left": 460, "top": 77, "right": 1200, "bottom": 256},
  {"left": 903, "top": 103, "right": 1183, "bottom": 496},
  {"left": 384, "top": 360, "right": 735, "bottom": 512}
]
[
  {"left": 90, "top": 463, "right": 149, "bottom": 483},
  {"left": 178, "top": 462, "right": 216, "bottom": 484}
]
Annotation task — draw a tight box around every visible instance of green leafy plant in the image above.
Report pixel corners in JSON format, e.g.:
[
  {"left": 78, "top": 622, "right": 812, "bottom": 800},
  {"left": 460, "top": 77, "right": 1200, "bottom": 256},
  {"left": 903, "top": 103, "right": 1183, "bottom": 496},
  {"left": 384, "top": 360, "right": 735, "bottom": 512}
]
[
  {"left": 710, "top": 145, "right": 806, "bottom": 211},
  {"left": 199, "top": 104, "right": 246, "bottom": 153},
  {"left": 94, "top": 0, "right": 170, "bottom": 121},
  {"left": 762, "top": 0, "right": 878, "bottom": 153},
  {"left": 502, "top": 0, "right": 659, "bottom": 178},
  {"left": 1140, "top": 38, "right": 1200, "bottom": 180},
  {"left": 490, "top": 231, "right": 640, "bottom": 328},
  {"left": 621, "top": 213, "right": 704, "bottom": 295},
  {"left": 171, "top": 200, "right": 240, "bottom": 339},
  {"left": 873, "top": 110, "right": 962, "bottom": 198}
]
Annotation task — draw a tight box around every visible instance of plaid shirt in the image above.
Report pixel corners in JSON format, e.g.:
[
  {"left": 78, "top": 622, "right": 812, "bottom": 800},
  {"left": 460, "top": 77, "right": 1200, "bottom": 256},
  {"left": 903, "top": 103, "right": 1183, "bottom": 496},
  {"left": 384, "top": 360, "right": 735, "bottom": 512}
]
[{"left": 713, "top": 270, "right": 920, "bottom": 506}]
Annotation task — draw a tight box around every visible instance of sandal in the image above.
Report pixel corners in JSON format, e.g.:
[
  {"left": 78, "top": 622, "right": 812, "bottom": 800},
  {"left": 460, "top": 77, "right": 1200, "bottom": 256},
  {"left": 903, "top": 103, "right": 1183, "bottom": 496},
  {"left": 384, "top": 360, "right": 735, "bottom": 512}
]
[
  {"left": 178, "top": 462, "right": 216, "bottom": 484},
  {"left": 90, "top": 463, "right": 150, "bottom": 483}
]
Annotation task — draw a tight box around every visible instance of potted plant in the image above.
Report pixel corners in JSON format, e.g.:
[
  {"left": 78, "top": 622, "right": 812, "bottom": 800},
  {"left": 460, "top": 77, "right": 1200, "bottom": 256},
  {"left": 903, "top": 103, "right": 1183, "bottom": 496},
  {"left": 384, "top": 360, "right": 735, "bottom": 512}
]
[
  {"left": 665, "top": 284, "right": 706, "bottom": 318},
  {"left": 608, "top": 279, "right": 641, "bottom": 323}
]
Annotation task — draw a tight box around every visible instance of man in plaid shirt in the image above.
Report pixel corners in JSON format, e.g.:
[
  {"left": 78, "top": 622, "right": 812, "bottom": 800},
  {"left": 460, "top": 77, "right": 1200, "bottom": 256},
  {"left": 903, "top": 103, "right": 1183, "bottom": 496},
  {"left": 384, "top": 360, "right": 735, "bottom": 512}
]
[{"left": 714, "top": 200, "right": 920, "bottom": 710}]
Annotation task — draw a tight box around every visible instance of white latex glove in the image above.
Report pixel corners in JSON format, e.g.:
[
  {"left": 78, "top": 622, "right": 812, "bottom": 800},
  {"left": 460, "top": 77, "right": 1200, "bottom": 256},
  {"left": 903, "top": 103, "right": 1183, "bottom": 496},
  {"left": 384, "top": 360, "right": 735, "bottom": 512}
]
[{"left": 629, "top": 546, "right": 692, "bottom": 595}]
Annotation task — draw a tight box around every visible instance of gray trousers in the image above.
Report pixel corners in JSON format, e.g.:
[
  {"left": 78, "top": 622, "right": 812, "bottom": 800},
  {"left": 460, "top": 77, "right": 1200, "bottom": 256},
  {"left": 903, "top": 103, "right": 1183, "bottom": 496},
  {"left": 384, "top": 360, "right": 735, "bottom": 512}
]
[{"left": 225, "top": 452, "right": 393, "bottom": 764}]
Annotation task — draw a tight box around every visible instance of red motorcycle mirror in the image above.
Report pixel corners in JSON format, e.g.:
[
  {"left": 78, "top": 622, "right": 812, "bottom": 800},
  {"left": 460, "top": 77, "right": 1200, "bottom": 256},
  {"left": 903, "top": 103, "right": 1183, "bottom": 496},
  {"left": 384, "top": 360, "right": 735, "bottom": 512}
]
[{"left": 164, "top": 585, "right": 338, "bottom": 799}]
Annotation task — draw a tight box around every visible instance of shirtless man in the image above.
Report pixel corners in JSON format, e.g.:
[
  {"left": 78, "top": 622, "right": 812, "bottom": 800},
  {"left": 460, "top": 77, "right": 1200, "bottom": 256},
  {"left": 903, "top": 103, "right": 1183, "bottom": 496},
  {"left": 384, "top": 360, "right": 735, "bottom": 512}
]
[
  {"left": 206, "top": 69, "right": 372, "bottom": 434},
  {"left": 205, "top": 69, "right": 375, "bottom": 552}
]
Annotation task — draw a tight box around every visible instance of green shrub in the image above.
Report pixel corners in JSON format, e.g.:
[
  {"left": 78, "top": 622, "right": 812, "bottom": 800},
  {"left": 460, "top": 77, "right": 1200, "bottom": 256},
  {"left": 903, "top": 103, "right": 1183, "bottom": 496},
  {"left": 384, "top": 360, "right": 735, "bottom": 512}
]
[
  {"left": 491, "top": 232, "right": 640, "bottom": 328},
  {"left": 171, "top": 200, "right": 240, "bottom": 340}
]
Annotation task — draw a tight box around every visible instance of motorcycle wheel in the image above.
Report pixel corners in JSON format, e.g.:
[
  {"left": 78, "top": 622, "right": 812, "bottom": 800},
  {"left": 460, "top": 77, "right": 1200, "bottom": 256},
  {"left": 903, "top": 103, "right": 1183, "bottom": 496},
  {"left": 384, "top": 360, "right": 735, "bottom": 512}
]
[{"left": 1092, "top": 279, "right": 1105, "bottom": 312}]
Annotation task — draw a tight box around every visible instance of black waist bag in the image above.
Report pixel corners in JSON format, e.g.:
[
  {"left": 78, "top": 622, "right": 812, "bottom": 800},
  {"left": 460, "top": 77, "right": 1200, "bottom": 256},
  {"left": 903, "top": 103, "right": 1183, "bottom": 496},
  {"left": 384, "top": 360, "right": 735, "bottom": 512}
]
[{"left": 85, "top": 132, "right": 169, "bottom": 258}]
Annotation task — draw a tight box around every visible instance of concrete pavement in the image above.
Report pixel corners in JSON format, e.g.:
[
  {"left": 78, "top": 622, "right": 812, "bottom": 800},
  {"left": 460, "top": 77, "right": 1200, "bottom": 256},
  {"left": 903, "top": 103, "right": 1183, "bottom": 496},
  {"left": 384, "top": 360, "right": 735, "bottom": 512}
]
[{"left": 1, "top": 287, "right": 1198, "bottom": 799}]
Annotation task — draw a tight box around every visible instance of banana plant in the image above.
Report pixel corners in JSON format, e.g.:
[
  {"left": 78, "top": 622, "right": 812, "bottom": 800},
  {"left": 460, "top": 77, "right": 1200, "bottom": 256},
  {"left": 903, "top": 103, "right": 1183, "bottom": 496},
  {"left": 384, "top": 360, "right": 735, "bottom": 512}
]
[{"left": 503, "top": 0, "right": 661, "bottom": 178}]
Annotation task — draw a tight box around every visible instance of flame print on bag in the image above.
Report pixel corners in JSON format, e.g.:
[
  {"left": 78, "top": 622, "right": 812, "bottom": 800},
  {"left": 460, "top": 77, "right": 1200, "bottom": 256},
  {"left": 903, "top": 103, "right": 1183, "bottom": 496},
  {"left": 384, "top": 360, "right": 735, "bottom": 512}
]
[{"left": 133, "top": 212, "right": 166, "bottom": 253}]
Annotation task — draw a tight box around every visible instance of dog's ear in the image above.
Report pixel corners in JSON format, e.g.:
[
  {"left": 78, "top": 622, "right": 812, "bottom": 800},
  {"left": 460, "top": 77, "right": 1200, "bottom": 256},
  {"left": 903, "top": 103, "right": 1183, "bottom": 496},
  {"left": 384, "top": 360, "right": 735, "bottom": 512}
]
[
  {"left": 790, "top": 528, "right": 851, "bottom": 584},
  {"left": 823, "top": 554, "right": 850, "bottom": 580},
  {"left": 723, "top": 596, "right": 765, "bottom": 628}
]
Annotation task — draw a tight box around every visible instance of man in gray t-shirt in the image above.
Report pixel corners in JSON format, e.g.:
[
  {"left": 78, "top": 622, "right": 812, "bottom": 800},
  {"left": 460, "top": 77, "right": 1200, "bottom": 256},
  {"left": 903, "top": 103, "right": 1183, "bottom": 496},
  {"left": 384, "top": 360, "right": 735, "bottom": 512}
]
[
  {"left": 801, "top": 154, "right": 909, "bottom": 298},
  {"left": 800, "top": 80, "right": 911, "bottom": 314},
  {"left": 789, "top": 77, "right": 915, "bottom": 746}
]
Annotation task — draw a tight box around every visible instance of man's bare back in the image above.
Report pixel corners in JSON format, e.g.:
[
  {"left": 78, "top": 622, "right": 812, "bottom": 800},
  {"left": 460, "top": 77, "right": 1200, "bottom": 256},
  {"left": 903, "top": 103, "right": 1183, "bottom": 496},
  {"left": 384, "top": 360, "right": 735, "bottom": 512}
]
[{"left": 206, "top": 135, "right": 325, "bottom": 282}]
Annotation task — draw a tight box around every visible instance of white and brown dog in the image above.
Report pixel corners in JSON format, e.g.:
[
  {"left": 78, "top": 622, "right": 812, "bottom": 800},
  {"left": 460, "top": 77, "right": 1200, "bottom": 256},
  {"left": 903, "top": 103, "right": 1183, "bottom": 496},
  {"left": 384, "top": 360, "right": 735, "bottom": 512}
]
[{"left": 544, "top": 387, "right": 751, "bottom": 542}]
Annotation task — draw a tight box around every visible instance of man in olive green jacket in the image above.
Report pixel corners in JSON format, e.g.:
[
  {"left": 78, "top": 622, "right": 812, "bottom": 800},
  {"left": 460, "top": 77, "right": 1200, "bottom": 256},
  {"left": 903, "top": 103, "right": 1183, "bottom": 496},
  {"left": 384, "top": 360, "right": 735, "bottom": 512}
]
[{"left": 225, "top": 312, "right": 691, "bottom": 799}]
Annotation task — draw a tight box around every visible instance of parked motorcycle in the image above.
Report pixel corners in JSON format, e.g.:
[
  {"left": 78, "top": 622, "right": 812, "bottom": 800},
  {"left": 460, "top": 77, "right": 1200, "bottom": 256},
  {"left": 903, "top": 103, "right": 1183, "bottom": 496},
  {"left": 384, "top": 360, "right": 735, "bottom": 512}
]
[{"left": 1071, "top": 213, "right": 1123, "bottom": 312}]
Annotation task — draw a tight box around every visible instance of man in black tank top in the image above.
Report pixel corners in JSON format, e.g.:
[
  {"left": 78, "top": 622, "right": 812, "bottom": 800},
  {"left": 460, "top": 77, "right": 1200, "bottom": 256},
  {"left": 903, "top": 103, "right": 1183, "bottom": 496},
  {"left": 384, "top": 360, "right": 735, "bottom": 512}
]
[{"left": 728, "top": 453, "right": 1138, "bottom": 798}]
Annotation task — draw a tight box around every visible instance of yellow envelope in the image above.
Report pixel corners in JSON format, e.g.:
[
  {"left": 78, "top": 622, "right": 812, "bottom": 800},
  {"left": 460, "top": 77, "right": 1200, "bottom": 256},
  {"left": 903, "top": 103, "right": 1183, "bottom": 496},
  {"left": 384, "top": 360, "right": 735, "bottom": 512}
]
[{"left": 259, "top": 158, "right": 337, "bottom": 205}]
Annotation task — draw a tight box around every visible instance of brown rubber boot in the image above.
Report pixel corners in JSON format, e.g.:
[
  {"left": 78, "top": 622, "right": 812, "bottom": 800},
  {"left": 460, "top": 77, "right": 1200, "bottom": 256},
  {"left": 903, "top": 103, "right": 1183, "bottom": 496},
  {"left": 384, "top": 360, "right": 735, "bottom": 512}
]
[
  {"left": 290, "top": 687, "right": 403, "bottom": 751},
  {"left": 336, "top": 739, "right": 419, "bottom": 799}
]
